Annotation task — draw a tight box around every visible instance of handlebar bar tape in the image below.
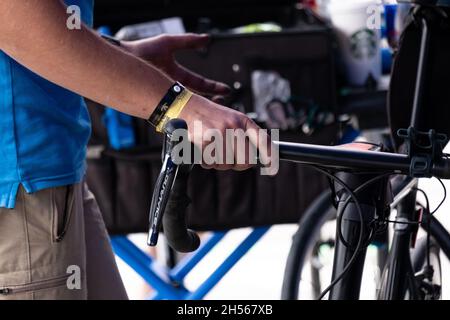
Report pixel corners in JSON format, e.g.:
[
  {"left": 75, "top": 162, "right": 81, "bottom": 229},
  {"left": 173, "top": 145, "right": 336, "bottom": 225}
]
[{"left": 162, "top": 166, "right": 200, "bottom": 252}]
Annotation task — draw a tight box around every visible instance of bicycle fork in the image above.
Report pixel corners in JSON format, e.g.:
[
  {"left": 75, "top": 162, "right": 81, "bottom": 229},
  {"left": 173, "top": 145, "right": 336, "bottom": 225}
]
[
  {"left": 328, "top": 172, "right": 390, "bottom": 300},
  {"left": 378, "top": 181, "right": 420, "bottom": 300}
]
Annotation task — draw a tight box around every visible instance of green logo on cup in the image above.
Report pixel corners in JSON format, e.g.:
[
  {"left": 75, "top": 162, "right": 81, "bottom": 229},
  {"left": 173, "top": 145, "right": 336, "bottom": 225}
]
[{"left": 350, "top": 29, "right": 378, "bottom": 60}]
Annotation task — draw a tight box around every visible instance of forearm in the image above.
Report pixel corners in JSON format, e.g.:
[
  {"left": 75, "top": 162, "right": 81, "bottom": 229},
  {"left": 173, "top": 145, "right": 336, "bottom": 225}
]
[{"left": 0, "top": 0, "right": 173, "bottom": 119}]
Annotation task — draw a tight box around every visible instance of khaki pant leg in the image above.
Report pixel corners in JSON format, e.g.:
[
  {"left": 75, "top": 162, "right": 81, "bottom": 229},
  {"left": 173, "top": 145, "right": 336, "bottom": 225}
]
[
  {"left": 82, "top": 182, "right": 128, "bottom": 300},
  {"left": 0, "top": 184, "right": 87, "bottom": 300}
]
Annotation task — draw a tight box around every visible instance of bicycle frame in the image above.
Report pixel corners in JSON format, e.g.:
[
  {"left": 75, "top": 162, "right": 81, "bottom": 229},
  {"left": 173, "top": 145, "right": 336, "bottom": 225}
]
[
  {"left": 381, "top": 175, "right": 450, "bottom": 299},
  {"left": 276, "top": 4, "right": 450, "bottom": 300},
  {"left": 379, "top": 178, "right": 420, "bottom": 299},
  {"left": 276, "top": 144, "right": 450, "bottom": 299},
  {"left": 276, "top": 4, "right": 450, "bottom": 299}
]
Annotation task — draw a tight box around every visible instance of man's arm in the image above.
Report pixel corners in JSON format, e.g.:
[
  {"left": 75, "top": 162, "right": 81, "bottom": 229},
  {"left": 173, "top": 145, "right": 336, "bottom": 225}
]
[
  {"left": 0, "top": 0, "right": 272, "bottom": 171},
  {"left": 0, "top": 0, "right": 172, "bottom": 118}
]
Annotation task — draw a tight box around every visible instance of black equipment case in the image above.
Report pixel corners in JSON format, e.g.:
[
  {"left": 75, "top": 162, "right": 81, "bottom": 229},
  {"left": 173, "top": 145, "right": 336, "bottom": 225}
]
[{"left": 87, "top": 0, "right": 340, "bottom": 234}]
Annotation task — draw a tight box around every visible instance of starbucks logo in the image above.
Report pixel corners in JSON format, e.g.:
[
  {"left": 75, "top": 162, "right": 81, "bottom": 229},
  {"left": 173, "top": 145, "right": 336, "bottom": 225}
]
[{"left": 350, "top": 29, "right": 378, "bottom": 60}]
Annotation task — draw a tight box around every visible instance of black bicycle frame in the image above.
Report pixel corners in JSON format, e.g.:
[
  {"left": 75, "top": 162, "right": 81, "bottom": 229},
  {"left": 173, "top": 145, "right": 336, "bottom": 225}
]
[
  {"left": 328, "top": 172, "right": 388, "bottom": 299},
  {"left": 276, "top": 140, "right": 450, "bottom": 299},
  {"left": 274, "top": 4, "right": 450, "bottom": 300},
  {"left": 276, "top": 141, "right": 450, "bottom": 299},
  {"left": 379, "top": 179, "right": 420, "bottom": 299}
]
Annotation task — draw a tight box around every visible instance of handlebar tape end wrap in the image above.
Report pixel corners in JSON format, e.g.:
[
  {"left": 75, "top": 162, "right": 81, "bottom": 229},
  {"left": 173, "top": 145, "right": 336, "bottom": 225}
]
[{"left": 162, "top": 170, "right": 200, "bottom": 253}]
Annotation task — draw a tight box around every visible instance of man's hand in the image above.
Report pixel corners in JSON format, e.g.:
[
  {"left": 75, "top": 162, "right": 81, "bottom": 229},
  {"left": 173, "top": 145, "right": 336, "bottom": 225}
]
[
  {"left": 179, "top": 95, "right": 275, "bottom": 173},
  {"left": 122, "top": 34, "right": 274, "bottom": 172},
  {"left": 122, "top": 34, "right": 231, "bottom": 97}
]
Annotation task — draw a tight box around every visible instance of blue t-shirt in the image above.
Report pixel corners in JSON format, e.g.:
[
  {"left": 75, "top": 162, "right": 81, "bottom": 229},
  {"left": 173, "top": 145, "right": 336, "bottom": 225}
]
[{"left": 0, "top": 0, "right": 94, "bottom": 208}]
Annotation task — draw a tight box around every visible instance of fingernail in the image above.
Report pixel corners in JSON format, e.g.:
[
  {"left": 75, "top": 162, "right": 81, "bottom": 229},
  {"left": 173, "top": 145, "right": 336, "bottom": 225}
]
[{"left": 212, "top": 96, "right": 226, "bottom": 104}]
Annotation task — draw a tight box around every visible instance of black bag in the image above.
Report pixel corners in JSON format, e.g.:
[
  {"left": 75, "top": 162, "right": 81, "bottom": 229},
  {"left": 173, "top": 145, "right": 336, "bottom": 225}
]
[
  {"left": 94, "top": 0, "right": 305, "bottom": 32},
  {"left": 388, "top": 6, "right": 450, "bottom": 149}
]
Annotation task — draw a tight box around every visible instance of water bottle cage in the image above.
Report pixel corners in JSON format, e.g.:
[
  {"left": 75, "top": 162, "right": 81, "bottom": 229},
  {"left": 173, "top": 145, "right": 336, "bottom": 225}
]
[{"left": 397, "top": 127, "right": 448, "bottom": 178}]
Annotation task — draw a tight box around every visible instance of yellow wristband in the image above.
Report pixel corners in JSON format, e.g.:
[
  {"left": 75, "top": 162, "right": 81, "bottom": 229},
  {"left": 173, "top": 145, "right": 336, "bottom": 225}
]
[{"left": 156, "top": 89, "right": 193, "bottom": 132}]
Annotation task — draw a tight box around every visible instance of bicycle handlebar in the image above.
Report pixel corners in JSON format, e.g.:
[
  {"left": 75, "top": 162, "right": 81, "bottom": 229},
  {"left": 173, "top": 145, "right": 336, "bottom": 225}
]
[
  {"left": 148, "top": 120, "right": 450, "bottom": 252},
  {"left": 276, "top": 141, "right": 450, "bottom": 179}
]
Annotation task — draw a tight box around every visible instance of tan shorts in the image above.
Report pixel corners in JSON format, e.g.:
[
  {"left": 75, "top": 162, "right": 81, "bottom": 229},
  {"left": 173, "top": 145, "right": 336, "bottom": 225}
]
[{"left": 0, "top": 182, "right": 128, "bottom": 300}]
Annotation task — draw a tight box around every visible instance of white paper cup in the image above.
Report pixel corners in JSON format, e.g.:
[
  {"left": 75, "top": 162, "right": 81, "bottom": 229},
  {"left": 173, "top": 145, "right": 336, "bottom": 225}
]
[{"left": 329, "top": 0, "right": 382, "bottom": 86}]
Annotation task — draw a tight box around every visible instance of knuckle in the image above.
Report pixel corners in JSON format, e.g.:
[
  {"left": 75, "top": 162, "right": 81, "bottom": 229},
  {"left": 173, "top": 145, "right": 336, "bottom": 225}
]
[
  {"left": 226, "top": 113, "right": 245, "bottom": 128},
  {"left": 243, "top": 116, "right": 257, "bottom": 130}
]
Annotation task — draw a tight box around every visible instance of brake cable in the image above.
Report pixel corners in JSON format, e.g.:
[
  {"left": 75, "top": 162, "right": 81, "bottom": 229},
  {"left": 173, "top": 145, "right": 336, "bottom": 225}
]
[{"left": 311, "top": 166, "right": 393, "bottom": 300}]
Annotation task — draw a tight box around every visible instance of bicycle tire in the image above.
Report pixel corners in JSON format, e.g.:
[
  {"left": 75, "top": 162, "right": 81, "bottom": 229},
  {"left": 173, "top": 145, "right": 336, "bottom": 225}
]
[{"left": 281, "top": 190, "right": 335, "bottom": 300}]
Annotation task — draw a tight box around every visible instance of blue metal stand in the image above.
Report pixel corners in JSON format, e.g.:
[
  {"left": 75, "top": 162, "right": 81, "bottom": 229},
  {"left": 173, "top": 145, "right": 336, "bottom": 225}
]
[
  {"left": 111, "top": 227, "right": 270, "bottom": 299},
  {"left": 186, "top": 227, "right": 269, "bottom": 300}
]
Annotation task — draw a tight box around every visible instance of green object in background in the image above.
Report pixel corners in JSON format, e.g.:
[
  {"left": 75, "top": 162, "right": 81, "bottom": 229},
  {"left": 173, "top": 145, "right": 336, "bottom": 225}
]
[{"left": 232, "top": 23, "right": 282, "bottom": 34}]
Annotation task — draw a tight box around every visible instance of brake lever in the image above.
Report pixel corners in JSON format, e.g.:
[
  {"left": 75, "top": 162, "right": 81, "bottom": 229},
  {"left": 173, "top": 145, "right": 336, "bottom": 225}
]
[{"left": 147, "top": 119, "right": 187, "bottom": 246}]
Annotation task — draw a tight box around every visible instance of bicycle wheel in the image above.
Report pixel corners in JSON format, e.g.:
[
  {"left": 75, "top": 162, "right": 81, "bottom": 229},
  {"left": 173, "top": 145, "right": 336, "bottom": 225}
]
[
  {"left": 281, "top": 191, "right": 388, "bottom": 300},
  {"left": 281, "top": 190, "right": 336, "bottom": 300},
  {"left": 378, "top": 238, "right": 442, "bottom": 300}
]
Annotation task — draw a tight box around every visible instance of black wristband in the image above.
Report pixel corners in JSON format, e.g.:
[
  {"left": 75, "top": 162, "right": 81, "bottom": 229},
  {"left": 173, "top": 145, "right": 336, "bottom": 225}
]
[
  {"left": 101, "top": 34, "right": 121, "bottom": 47},
  {"left": 148, "top": 82, "right": 185, "bottom": 128}
]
